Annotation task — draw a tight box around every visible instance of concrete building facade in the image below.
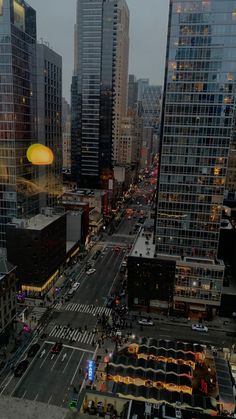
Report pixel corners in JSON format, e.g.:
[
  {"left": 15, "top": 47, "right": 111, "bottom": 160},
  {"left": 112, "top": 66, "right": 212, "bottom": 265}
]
[
  {"left": 0, "top": 257, "right": 17, "bottom": 332},
  {"left": 6, "top": 210, "right": 66, "bottom": 295},
  {"left": 62, "top": 98, "right": 71, "bottom": 172}
]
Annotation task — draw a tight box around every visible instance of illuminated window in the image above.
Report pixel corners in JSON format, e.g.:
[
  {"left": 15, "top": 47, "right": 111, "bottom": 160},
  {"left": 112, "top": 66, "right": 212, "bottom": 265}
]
[
  {"left": 0, "top": 0, "right": 2, "bottom": 15},
  {"left": 232, "top": 11, "right": 236, "bottom": 21}
]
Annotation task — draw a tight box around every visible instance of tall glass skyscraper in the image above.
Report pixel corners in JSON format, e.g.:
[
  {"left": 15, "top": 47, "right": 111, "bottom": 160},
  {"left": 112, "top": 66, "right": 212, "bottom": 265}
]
[
  {"left": 0, "top": 0, "right": 38, "bottom": 250},
  {"left": 71, "top": 0, "right": 129, "bottom": 189},
  {"left": 155, "top": 0, "right": 236, "bottom": 315},
  {"left": 36, "top": 42, "right": 62, "bottom": 208}
]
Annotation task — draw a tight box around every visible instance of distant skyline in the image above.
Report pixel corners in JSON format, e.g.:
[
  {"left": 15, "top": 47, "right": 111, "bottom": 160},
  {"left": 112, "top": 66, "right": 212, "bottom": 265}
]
[{"left": 28, "top": 0, "right": 169, "bottom": 102}]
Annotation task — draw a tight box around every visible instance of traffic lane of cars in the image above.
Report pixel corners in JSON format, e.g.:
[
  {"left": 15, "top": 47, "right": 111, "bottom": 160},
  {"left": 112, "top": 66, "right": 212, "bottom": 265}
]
[
  {"left": 73, "top": 248, "right": 124, "bottom": 306},
  {"left": 131, "top": 319, "right": 230, "bottom": 346},
  {"left": 63, "top": 246, "right": 112, "bottom": 302},
  {"left": 92, "top": 249, "right": 125, "bottom": 304},
  {"left": 13, "top": 342, "right": 88, "bottom": 406}
]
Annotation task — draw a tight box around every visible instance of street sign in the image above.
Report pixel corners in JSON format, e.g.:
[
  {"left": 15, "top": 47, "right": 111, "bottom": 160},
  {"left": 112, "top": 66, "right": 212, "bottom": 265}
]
[{"left": 87, "top": 359, "right": 95, "bottom": 381}]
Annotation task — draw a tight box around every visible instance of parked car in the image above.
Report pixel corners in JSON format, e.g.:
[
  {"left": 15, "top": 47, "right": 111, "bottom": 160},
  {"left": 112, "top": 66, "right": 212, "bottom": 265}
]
[
  {"left": 51, "top": 342, "right": 63, "bottom": 354},
  {"left": 14, "top": 359, "right": 29, "bottom": 377},
  {"left": 71, "top": 282, "right": 80, "bottom": 291},
  {"left": 191, "top": 323, "right": 208, "bottom": 332},
  {"left": 138, "top": 318, "right": 154, "bottom": 326},
  {"left": 28, "top": 343, "right": 40, "bottom": 358},
  {"left": 92, "top": 250, "right": 101, "bottom": 260},
  {"left": 86, "top": 268, "right": 96, "bottom": 275},
  {"left": 119, "top": 289, "right": 126, "bottom": 297}
]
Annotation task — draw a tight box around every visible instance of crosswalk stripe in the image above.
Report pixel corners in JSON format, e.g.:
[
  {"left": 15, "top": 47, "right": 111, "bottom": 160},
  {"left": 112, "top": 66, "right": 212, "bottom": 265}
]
[
  {"left": 48, "top": 326, "right": 96, "bottom": 346},
  {"left": 105, "top": 308, "right": 110, "bottom": 316},
  {"left": 54, "top": 302, "right": 112, "bottom": 317},
  {"left": 80, "top": 331, "right": 87, "bottom": 343},
  {"left": 88, "top": 333, "right": 94, "bottom": 345},
  {"left": 97, "top": 307, "right": 103, "bottom": 315},
  {"left": 73, "top": 330, "right": 80, "bottom": 341}
]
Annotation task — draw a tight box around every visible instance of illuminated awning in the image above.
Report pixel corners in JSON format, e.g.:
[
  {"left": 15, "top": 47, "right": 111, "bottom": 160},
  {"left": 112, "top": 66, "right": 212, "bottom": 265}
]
[{"left": 189, "top": 305, "right": 206, "bottom": 312}]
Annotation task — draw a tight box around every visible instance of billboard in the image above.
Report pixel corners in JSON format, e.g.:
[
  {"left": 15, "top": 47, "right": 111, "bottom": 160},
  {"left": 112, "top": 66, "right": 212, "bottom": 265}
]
[{"left": 87, "top": 360, "right": 95, "bottom": 381}]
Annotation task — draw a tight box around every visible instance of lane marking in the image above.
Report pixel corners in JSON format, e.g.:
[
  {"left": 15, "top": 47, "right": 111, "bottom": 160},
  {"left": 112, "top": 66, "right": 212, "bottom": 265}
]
[
  {"left": 44, "top": 341, "right": 94, "bottom": 353},
  {"left": 62, "top": 349, "right": 74, "bottom": 374},
  {"left": 50, "top": 352, "right": 60, "bottom": 372},
  {"left": 70, "top": 352, "right": 84, "bottom": 385},
  {"left": 40, "top": 348, "right": 51, "bottom": 369}
]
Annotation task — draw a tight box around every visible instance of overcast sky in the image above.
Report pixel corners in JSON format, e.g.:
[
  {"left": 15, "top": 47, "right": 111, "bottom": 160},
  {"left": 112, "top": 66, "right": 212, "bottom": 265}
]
[{"left": 28, "top": 0, "right": 169, "bottom": 102}]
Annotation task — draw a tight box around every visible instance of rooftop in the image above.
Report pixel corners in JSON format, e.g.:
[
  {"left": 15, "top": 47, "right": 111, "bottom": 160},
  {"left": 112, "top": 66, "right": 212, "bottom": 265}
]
[
  {"left": 0, "top": 256, "right": 16, "bottom": 275},
  {"left": 9, "top": 211, "right": 64, "bottom": 231},
  {"left": 63, "top": 189, "right": 106, "bottom": 197},
  {"left": 130, "top": 224, "right": 155, "bottom": 259}
]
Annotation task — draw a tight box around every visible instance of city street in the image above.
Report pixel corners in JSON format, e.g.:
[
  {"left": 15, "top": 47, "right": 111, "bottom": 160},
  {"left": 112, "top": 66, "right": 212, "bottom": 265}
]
[
  {"left": 1, "top": 181, "right": 235, "bottom": 408},
  {"left": 12, "top": 342, "right": 91, "bottom": 408},
  {"left": 128, "top": 319, "right": 235, "bottom": 348},
  {"left": 0, "top": 216, "right": 134, "bottom": 403}
]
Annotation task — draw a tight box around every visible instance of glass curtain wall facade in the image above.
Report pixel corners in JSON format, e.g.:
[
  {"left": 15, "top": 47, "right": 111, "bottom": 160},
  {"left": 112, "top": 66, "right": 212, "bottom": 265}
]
[
  {"left": 71, "top": 0, "right": 129, "bottom": 189},
  {"left": 36, "top": 43, "right": 62, "bottom": 208},
  {"left": 142, "top": 85, "right": 162, "bottom": 130},
  {"left": 0, "top": 0, "right": 37, "bottom": 250},
  {"left": 155, "top": 0, "right": 236, "bottom": 314}
]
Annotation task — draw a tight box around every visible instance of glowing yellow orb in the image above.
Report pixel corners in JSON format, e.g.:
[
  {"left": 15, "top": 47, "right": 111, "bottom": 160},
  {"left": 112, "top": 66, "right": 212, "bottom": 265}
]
[{"left": 27, "top": 144, "right": 54, "bottom": 165}]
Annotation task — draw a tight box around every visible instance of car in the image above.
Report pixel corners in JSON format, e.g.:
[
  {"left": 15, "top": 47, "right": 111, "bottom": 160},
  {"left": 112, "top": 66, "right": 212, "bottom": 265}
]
[
  {"left": 92, "top": 250, "right": 101, "bottom": 260},
  {"left": 14, "top": 359, "right": 29, "bottom": 377},
  {"left": 138, "top": 318, "right": 154, "bottom": 326},
  {"left": 68, "top": 288, "right": 76, "bottom": 297},
  {"left": 28, "top": 343, "right": 40, "bottom": 358},
  {"left": 191, "top": 323, "right": 208, "bottom": 332},
  {"left": 51, "top": 342, "right": 63, "bottom": 354},
  {"left": 86, "top": 268, "right": 96, "bottom": 275},
  {"left": 71, "top": 282, "right": 80, "bottom": 291},
  {"left": 119, "top": 290, "right": 126, "bottom": 297}
]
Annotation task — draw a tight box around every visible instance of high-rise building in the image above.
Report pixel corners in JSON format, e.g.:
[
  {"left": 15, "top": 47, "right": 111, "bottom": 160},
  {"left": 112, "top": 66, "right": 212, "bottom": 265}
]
[
  {"left": 141, "top": 85, "right": 162, "bottom": 130},
  {"left": 62, "top": 98, "right": 71, "bottom": 172},
  {"left": 0, "top": 0, "right": 38, "bottom": 250},
  {"left": 36, "top": 42, "right": 62, "bottom": 207},
  {"left": 225, "top": 127, "right": 236, "bottom": 202},
  {"left": 155, "top": 0, "right": 236, "bottom": 316},
  {"left": 127, "top": 74, "right": 138, "bottom": 112},
  {"left": 137, "top": 78, "right": 149, "bottom": 101},
  {"left": 140, "top": 85, "right": 162, "bottom": 162},
  {"left": 118, "top": 117, "right": 138, "bottom": 166},
  {"left": 71, "top": 0, "right": 129, "bottom": 190}
]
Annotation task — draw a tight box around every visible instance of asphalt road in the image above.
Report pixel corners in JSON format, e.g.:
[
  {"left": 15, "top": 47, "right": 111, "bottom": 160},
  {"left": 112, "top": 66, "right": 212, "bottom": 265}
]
[
  {"left": 0, "top": 229, "right": 131, "bottom": 403},
  {"left": 12, "top": 342, "right": 91, "bottom": 408},
  {"left": 128, "top": 320, "right": 235, "bottom": 348}
]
